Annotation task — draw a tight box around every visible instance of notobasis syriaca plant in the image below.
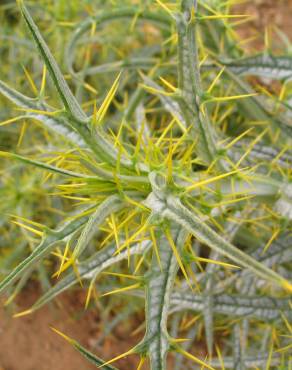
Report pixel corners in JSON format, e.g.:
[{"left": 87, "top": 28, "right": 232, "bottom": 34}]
[{"left": 0, "top": 0, "right": 291, "bottom": 369}]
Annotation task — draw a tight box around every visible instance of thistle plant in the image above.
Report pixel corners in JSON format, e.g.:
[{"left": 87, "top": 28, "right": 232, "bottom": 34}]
[{"left": 0, "top": 0, "right": 291, "bottom": 369}]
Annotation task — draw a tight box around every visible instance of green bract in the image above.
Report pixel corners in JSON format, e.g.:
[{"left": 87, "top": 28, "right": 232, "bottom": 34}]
[{"left": 0, "top": 1, "right": 291, "bottom": 369}]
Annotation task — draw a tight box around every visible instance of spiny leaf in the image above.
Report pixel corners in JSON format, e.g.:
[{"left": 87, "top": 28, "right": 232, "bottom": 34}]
[
  {"left": 165, "top": 195, "right": 291, "bottom": 292},
  {"left": 0, "top": 79, "right": 41, "bottom": 110},
  {"left": 223, "top": 54, "right": 292, "bottom": 80},
  {"left": 28, "top": 240, "right": 150, "bottom": 313},
  {"left": 176, "top": 347, "right": 215, "bottom": 370},
  {"left": 71, "top": 195, "right": 125, "bottom": 261},
  {"left": 0, "top": 211, "right": 92, "bottom": 294},
  {"left": 231, "top": 140, "right": 292, "bottom": 169},
  {"left": 0, "top": 151, "right": 93, "bottom": 179},
  {"left": 250, "top": 234, "right": 292, "bottom": 268},
  {"left": 17, "top": 2, "right": 126, "bottom": 166},
  {"left": 144, "top": 176, "right": 290, "bottom": 291},
  {"left": 142, "top": 227, "right": 187, "bottom": 370},
  {"left": 232, "top": 324, "right": 245, "bottom": 370},
  {"left": 51, "top": 328, "right": 119, "bottom": 369},
  {"left": 209, "top": 354, "right": 281, "bottom": 369},
  {"left": 18, "top": 1, "right": 88, "bottom": 123},
  {"left": 202, "top": 256, "right": 217, "bottom": 355},
  {"left": 176, "top": 12, "right": 221, "bottom": 167},
  {"left": 0, "top": 80, "right": 86, "bottom": 146},
  {"left": 171, "top": 293, "right": 291, "bottom": 321}
]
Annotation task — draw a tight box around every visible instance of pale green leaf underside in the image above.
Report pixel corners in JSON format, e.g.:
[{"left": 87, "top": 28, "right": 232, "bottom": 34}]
[
  {"left": 30, "top": 240, "right": 151, "bottom": 312},
  {"left": 210, "top": 354, "right": 280, "bottom": 369},
  {"left": 145, "top": 174, "right": 289, "bottom": 291},
  {"left": 232, "top": 140, "right": 292, "bottom": 169},
  {"left": 165, "top": 195, "right": 290, "bottom": 290},
  {"left": 171, "top": 293, "right": 291, "bottom": 321},
  {"left": 176, "top": 13, "right": 220, "bottom": 167},
  {"left": 223, "top": 54, "right": 292, "bottom": 80},
  {"left": 250, "top": 234, "right": 292, "bottom": 267},
  {"left": 142, "top": 228, "right": 187, "bottom": 370}
]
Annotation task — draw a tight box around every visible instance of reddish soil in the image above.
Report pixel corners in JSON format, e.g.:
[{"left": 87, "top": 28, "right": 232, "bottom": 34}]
[
  {"left": 0, "top": 283, "right": 140, "bottom": 370},
  {"left": 233, "top": 0, "right": 292, "bottom": 52}
]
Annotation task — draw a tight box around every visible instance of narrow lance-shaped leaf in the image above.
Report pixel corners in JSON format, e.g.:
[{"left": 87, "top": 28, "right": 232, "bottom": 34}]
[
  {"left": 222, "top": 54, "right": 292, "bottom": 80},
  {"left": 27, "top": 240, "right": 151, "bottom": 312},
  {"left": 164, "top": 195, "right": 291, "bottom": 291},
  {"left": 211, "top": 237, "right": 292, "bottom": 294},
  {"left": 209, "top": 354, "right": 280, "bottom": 369},
  {"left": 0, "top": 210, "right": 93, "bottom": 294},
  {"left": 17, "top": 2, "right": 124, "bottom": 166},
  {"left": 203, "top": 217, "right": 243, "bottom": 355},
  {"left": 231, "top": 140, "right": 292, "bottom": 169},
  {"left": 19, "top": 1, "right": 88, "bottom": 123},
  {"left": 232, "top": 324, "right": 245, "bottom": 370},
  {"left": 52, "top": 329, "right": 119, "bottom": 370},
  {"left": 0, "top": 80, "right": 86, "bottom": 146},
  {"left": 0, "top": 79, "right": 40, "bottom": 110},
  {"left": 141, "top": 227, "right": 188, "bottom": 370},
  {"left": 0, "top": 152, "right": 94, "bottom": 179},
  {"left": 144, "top": 174, "right": 290, "bottom": 291},
  {"left": 72, "top": 195, "right": 125, "bottom": 260},
  {"left": 202, "top": 257, "right": 216, "bottom": 355},
  {"left": 250, "top": 233, "right": 292, "bottom": 267},
  {"left": 234, "top": 275, "right": 255, "bottom": 369},
  {"left": 175, "top": 5, "right": 225, "bottom": 169},
  {"left": 171, "top": 293, "right": 291, "bottom": 321}
]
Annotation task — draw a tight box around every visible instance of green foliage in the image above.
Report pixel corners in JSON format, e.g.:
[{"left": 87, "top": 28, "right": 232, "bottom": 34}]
[{"left": 0, "top": 1, "right": 291, "bottom": 369}]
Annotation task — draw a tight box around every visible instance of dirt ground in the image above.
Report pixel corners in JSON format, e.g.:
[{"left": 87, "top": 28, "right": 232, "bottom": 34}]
[
  {"left": 234, "top": 0, "right": 292, "bottom": 52},
  {"left": 0, "top": 283, "right": 141, "bottom": 370},
  {"left": 0, "top": 1, "right": 291, "bottom": 370}
]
